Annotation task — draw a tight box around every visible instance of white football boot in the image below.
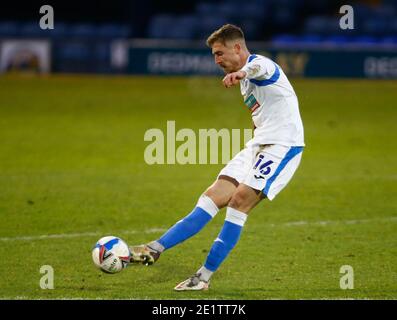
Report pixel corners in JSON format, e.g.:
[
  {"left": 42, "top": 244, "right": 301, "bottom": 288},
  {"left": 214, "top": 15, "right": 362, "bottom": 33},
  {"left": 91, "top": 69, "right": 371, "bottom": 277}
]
[{"left": 174, "top": 273, "right": 210, "bottom": 291}]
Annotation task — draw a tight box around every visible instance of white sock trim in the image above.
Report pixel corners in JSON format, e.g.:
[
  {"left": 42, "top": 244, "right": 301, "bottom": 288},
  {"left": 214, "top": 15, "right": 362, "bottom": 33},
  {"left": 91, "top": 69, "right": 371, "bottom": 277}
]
[
  {"left": 197, "top": 266, "right": 213, "bottom": 282},
  {"left": 197, "top": 194, "right": 219, "bottom": 218},
  {"left": 148, "top": 241, "right": 165, "bottom": 253},
  {"left": 225, "top": 207, "right": 248, "bottom": 227}
]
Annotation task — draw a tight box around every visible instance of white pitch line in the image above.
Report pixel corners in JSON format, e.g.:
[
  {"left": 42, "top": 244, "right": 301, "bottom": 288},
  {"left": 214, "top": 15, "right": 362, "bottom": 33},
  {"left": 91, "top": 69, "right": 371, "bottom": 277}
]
[
  {"left": 0, "top": 228, "right": 167, "bottom": 242},
  {"left": 280, "top": 216, "right": 397, "bottom": 227},
  {"left": 1, "top": 217, "right": 396, "bottom": 242}
]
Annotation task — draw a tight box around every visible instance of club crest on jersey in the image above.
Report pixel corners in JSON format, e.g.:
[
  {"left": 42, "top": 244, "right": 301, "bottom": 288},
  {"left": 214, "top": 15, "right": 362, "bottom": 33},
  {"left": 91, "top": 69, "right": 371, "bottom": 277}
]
[{"left": 244, "top": 94, "right": 260, "bottom": 113}]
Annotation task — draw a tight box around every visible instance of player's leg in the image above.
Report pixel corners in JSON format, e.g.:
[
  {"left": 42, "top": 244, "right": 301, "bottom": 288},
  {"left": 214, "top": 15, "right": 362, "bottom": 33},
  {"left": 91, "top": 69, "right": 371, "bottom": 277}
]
[
  {"left": 150, "top": 178, "right": 237, "bottom": 250},
  {"left": 175, "top": 145, "right": 304, "bottom": 290},
  {"left": 194, "top": 146, "right": 304, "bottom": 276},
  {"left": 129, "top": 177, "right": 237, "bottom": 265},
  {"left": 198, "top": 146, "right": 303, "bottom": 277},
  {"left": 174, "top": 183, "right": 263, "bottom": 290}
]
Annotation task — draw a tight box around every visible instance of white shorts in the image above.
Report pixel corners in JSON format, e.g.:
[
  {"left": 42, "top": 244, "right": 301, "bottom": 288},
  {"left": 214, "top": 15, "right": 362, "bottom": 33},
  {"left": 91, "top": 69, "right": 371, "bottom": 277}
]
[{"left": 218, "top": 144, "right": 303, "bottom": 200}]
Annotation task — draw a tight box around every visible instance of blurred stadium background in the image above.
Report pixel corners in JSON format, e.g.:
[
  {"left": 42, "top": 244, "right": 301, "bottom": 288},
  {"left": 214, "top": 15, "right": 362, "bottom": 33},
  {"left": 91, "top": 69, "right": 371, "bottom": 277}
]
[{"left": 0, "top": 0, "right": 396, "bottom": 77}]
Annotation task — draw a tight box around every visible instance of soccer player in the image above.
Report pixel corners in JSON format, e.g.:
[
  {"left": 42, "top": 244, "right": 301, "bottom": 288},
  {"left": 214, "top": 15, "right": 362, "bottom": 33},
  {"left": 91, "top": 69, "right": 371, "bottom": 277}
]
[{"left": 130, "top": 24, "right": 305, "bottom": 291}]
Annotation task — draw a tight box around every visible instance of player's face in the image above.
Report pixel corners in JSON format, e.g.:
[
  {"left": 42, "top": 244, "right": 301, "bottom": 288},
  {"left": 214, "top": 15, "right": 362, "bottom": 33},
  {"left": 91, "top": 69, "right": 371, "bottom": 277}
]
[{"left": 211, "top": 41, "right": 241, "bottom": 74}]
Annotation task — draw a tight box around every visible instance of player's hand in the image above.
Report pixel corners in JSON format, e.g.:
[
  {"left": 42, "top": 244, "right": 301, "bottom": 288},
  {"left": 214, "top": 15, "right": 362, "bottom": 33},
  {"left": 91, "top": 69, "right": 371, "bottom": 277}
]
[{"left": 222, "top": 71, "right": 247, "bottom": 88}]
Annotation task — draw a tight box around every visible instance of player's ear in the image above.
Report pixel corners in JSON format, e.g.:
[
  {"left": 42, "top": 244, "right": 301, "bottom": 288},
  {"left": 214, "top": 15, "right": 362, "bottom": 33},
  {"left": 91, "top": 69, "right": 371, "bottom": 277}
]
[{"left": 234, "top": 42, "right": 241, "bottom": 53}]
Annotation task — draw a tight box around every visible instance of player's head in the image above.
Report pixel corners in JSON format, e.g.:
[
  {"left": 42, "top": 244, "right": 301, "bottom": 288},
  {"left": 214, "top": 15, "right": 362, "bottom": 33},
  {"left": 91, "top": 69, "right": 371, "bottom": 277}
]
[{"left": 206, "top": 24, "right": 249, "bottom": 74}]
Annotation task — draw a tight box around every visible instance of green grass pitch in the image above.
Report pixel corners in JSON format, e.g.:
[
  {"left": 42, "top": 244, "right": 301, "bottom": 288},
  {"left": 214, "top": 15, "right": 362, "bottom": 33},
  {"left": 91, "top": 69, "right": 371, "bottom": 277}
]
[{"left": 0, "top": 75, "right": 396, "bottom": 299}]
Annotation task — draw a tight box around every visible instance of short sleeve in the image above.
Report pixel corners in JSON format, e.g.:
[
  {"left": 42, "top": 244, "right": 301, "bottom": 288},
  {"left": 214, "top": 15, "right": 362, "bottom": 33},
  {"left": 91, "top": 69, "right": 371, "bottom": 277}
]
[{"left": 241, "top": 55, "right": 276, "bottom": 80}]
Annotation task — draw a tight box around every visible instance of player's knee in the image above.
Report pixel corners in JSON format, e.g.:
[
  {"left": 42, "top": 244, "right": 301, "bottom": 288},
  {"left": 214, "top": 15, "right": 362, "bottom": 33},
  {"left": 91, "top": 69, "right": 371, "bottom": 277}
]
[
  {"left": 204, "top": 178, "right": 237, "bottom": 209},
  {"left": 228, "top": 190, "right": 247, "bottom": 210}
]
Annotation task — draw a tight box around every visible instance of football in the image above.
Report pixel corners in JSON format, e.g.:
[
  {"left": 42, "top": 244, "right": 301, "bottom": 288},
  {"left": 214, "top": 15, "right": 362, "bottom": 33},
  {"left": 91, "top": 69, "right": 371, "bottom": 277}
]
[{"left": 92, "top": 236, "right": 131, "bottom": 274}]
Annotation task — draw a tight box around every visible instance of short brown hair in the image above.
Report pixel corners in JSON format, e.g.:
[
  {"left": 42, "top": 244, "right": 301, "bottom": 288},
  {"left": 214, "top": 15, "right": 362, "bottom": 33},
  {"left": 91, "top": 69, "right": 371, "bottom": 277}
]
[{"left": 206, "top": 24, "right": 245, "bottom": 47}]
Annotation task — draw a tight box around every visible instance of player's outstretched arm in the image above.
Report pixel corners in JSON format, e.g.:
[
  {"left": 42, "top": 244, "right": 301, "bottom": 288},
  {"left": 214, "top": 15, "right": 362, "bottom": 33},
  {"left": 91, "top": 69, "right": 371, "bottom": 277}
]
[{"left": 222, "top": 71, "right": 246, "bottom": 88}]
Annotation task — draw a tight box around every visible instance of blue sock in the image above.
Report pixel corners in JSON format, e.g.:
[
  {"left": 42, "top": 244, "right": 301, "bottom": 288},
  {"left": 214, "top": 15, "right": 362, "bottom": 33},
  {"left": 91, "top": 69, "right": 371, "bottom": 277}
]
[
  {"left": 204, "top": 207, "right": 248, "bottom": 273},
  {"left": 157, "top": 195, "right": 219, "bottom": 250}
]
